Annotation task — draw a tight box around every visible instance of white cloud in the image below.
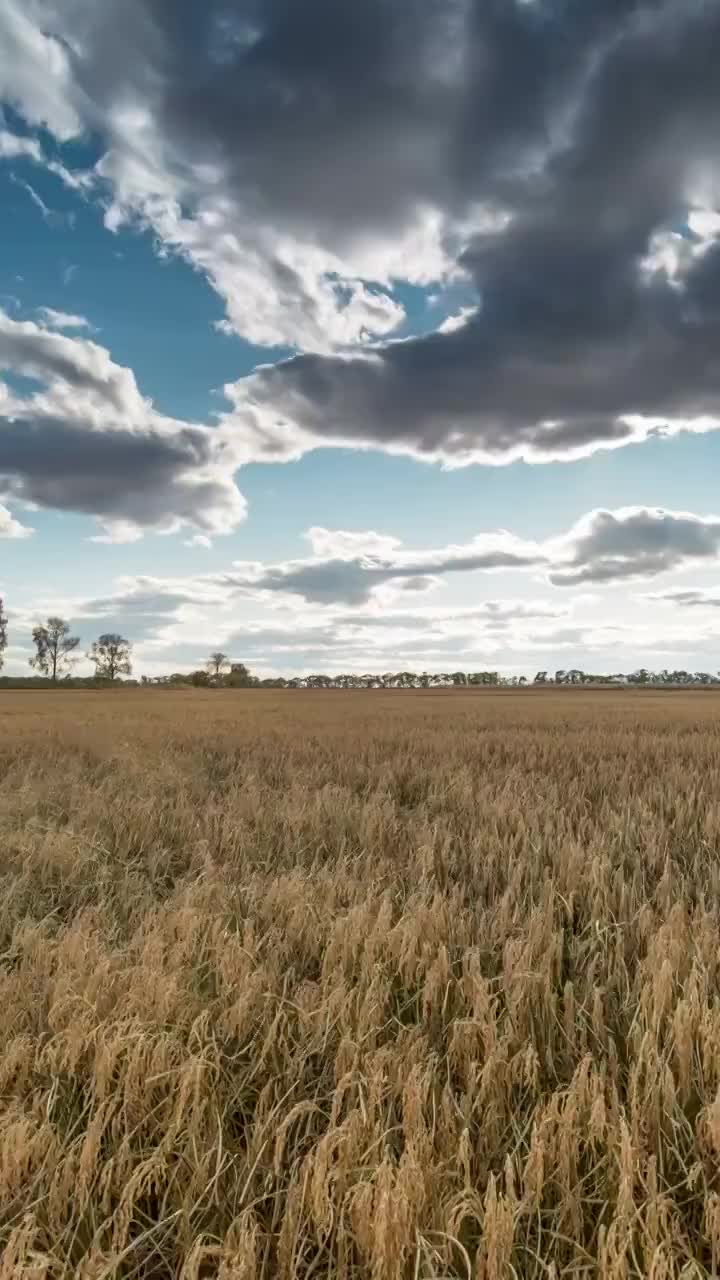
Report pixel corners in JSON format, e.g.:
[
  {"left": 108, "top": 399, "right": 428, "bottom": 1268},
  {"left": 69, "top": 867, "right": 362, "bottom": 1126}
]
[
  {"left": 0, "top": 122, "right": 91, "bottom": 191},
  {"left": 102, "top": 177, "right": 410, "bottom": 351},
  {"left": 89, "top": 520, "right": 145, "bottom": 545},
  {"left": 304, "top": 527, "right": 404, "bottom": 559},
  {"left": 45, "top": 159, "right": 93, "bottom": 193},
  {"left": 0, "top": 501, "right": 32, "bottom": 538},
  {"left": 436, "top": 304, "right": 479, "bottom": 334},
  {"left": 36, "top": 307, "right": 91, "bottom": 331},
  {"left": 0, "top": 128, "right": 42, "bottom": 161},
  {"left": 0, "top": 1, "right": 82, "bottom": 140}
]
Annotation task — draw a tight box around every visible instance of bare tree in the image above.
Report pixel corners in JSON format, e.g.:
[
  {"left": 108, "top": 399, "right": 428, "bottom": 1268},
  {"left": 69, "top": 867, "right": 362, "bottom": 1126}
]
[
  {"left": 206, "top": 651, "right": 230, "bottom": 679},
  {"left": 0, "top": 598, "right": 7, "bottom": 671},
  {"left": 29, "top": 616, "right": 80, "bottom": 681},
  {"left": 88, "top": 633, "right": 132, "bottom": 681}
]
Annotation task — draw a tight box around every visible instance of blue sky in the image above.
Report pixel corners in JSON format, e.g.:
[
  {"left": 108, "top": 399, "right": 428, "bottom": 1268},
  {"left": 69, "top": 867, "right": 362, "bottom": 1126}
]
[{"left": 2, "top": 0, "right": 720, "bottom": 678}]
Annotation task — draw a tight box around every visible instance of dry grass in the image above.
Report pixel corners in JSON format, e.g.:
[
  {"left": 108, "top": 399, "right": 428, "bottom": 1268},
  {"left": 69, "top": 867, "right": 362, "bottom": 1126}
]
[{"left": 2, "top": 689, "right": 720, "bottom": 1277}]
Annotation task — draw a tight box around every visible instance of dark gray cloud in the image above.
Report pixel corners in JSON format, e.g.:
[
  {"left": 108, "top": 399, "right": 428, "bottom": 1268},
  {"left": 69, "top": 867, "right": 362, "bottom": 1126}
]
[
  {"left": 30, "top": 0, "right": 575, "bottom": 237},
  {"left": 69, "top": 0, "right": 673, "bottom": 250},
  {"left": 0, "top": 312, "right": 247, "bottom": 536},
  {"left": 550, "top": 507, "right": 720, "bottom": 585},
  {"left": 230, "top": 0, "right": 720, "bottom": 460},
  {"left": 4, "top": 1, "right": 720, "bottom": 497},
  {"left": 0, "top": 413, "right": 242, "bottom": 533},
  {"left": 5, "top": 1, "right": 720, "bottom": 457}
]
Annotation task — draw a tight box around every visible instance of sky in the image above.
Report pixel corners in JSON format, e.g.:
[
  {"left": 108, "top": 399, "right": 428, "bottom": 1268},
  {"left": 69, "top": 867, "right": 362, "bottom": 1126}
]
[{"left": 2, "top": 0, "right": 720, "bottom": 679}]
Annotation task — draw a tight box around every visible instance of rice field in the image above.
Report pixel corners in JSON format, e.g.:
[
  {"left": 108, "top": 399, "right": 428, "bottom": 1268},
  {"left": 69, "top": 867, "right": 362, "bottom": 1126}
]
[{"left": 2, "top": 688, "right": 720, "bottom": 1277}]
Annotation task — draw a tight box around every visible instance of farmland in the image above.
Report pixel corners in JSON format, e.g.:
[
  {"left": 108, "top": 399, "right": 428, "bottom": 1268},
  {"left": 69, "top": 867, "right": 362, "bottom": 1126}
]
[{"left": 2, "top": 688, "right": 720, "bottom": 1277}]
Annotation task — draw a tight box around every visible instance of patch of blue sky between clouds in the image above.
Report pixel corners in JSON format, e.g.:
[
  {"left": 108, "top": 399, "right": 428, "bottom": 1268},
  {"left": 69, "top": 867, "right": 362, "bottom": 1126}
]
[{"left": 0, "top": 127, "right": 288, "bottom": 423}]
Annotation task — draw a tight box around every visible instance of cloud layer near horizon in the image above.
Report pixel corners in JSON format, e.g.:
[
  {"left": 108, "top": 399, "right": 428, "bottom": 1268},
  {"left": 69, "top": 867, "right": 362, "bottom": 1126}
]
[{"left": 8, "top": 501, "right": 720, "bottom": 675}]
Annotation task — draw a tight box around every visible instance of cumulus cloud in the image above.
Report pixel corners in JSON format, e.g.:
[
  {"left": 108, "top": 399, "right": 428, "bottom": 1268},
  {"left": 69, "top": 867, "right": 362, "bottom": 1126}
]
[
  {"left": 0, "top": 310, "right": 247, "bottom": 538},
  {"left": 550, "top": 507, "right": 720, "bottom": 586},
  {"left": 4, "top": 1, "right": 720, "bottom": 460}
]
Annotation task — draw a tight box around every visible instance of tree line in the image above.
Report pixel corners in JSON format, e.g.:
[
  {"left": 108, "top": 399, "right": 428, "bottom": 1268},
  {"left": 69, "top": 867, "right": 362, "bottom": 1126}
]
[
  {"left": 0, "top": 603, "right": 717, "bottom": 688},
  {"left": 140, "top": 664, "right": 720, "bottom": 689}
]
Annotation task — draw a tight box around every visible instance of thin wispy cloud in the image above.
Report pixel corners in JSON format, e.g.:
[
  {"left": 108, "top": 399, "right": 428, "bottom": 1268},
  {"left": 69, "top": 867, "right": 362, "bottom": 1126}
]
[
  {"left": 10, "top": 173, "right": 75, "bottom": 228},
  {"left": 36, "top": 306, "right": 92, "bottom": 331}
]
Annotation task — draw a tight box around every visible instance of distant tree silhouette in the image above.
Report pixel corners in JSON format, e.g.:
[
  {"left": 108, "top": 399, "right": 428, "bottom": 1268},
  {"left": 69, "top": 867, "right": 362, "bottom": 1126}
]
[
  {"left": 29, "top": 617, "right": 80, "bottom": 681},
  {"left": 88, "top": 633, "right": 132, "bottom": 681},
  {"left": 206, "top": 651, "right": 230, "bottom": 679}
]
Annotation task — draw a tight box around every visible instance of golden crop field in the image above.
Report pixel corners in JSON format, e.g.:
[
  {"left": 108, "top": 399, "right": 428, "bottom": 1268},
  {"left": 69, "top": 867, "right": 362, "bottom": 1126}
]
[{"left": 2, "top": 689, "right": 720, "bottom": 1278}]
